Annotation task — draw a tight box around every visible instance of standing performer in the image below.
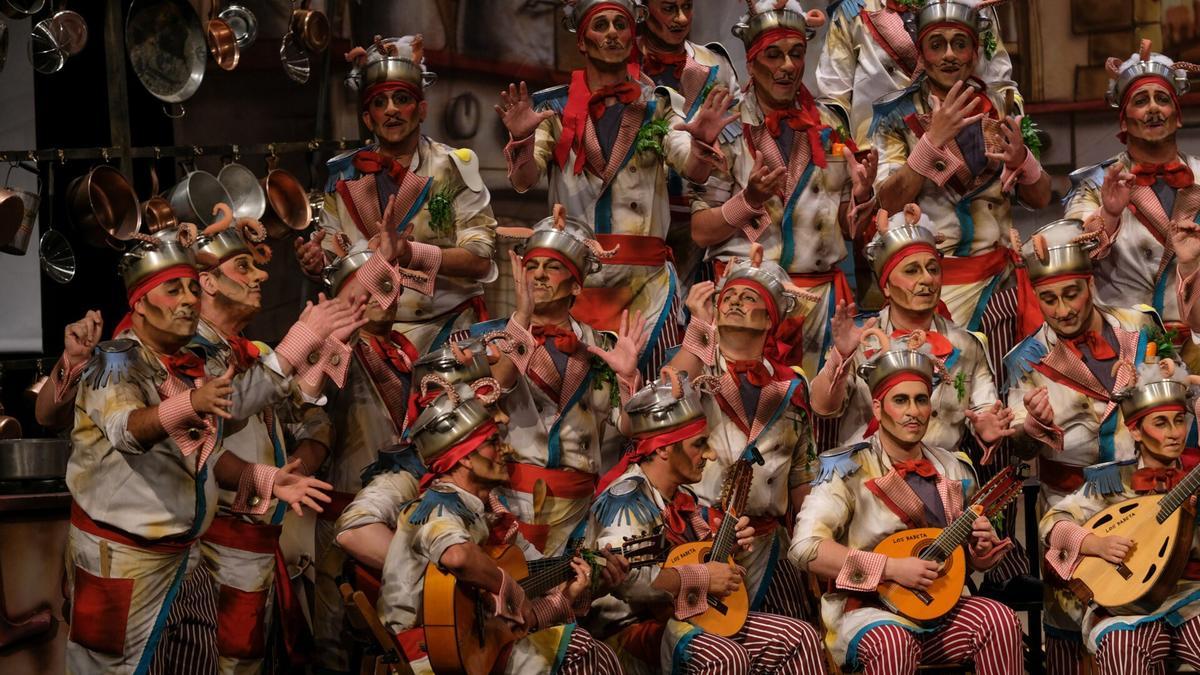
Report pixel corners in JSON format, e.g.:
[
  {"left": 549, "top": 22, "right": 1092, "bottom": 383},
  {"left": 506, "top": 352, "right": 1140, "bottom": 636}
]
[
  {"left": 498, "top": 0, "right": 735, "bottom": 376},
  {"left": 872, "top": 0, "right": 1051, "bottom": 335},
  {"left": 36, "top": 309, "right": 103, "bottom": 431},
  {"left": 691, "top": 0, "right": 877, "bottom": 375},
  {"left": 489, "top": 205, "right": 647, "bottom": 555},
  {"left": 817, "top": 0, "right": 1012, "bottom": 148},
  {"left": 66, "top": 226, "right": 338, "bottom": 674},
  {"left": 667, "top": 245, "right": 818, "bottom": 620},
  {"left": 1004, "top": 219, "right": 1165, "bottom": 672},
  {"left": 791, "top": 345, "right": 1021, "bottom": 674},
  {"left": 301, "top": 34, "right": 499, "bottom": 353},
  {"left": 1065, "top": 40, "right": 1200, "bottom": 366},
  {"left": 1039, "top": 366, "right": 1200, "bottom": 674},
  {"left": 590, "top": 368, "right": 828, "bottom": 674},
  {"left": 377, "top": 386, "right": 623, "bottom": 674}
]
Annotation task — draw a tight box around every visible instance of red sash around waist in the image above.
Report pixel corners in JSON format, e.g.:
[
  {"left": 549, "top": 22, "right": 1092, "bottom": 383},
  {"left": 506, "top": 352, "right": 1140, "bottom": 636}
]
[
  {"left": 1039, "top": 457, "right": 1086, "bottom": 493},
  {"left": 940, "top": 246, "right": 1012, "bottom": 286},
  {"left": 506, "top": 463, "right": 598, "bottom": 500},
  {"left": 595, "top": 234, "right": 673, "bottom": 267},
  {"left": 70, "top": 501, "right": 195, "bottom": 554},
  {"left": 201, "top": 514, "right": 282, "bottom": 554}
]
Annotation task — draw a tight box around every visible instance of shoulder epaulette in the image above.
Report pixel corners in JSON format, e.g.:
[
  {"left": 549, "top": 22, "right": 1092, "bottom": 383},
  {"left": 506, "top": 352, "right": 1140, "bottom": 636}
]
[
  {"left": 1064, "top": 158, "right": 1118, "bottom": 205},
  {"left": 83, "top": 339, "right": 149, "bottom": 391},
  {"left": 324, "top": 147, "right": 365, "bottom": 193},
  {"left": 827, "top": 0, "right": 867, "bottom": 23},
  {"left": 406, "top": 485, "right": 474, "bottom": 525},
  {"left": 532, "top": 85, "right": 569, "bottom": 115},
  {"left": 361, "top": 445, "right": 427, "bottom": 487},
  {"left": 811, "top": 443, "right": 867, "bottom": 485},
  {"left": 702, "top": 41, "right": 735, "bottom": 70},
  {"left": 466, "top": 318, "right": 510, "bottom": 338},
  {"left": 592, "top": 476, "right": 659, "bottom": 527},
  {"left": 1083, "top": 458, "right": 1136, "bottom": 497},
  {"left": 868, "top": 84, "right": 920, "bottom": 137},
  {"left": 717, "top": 117, "right": 744, "bottom": 145},
  {"left": 1003, "top": 335, "right": 1048, "bottom": 391},
  {"left": 446, "top": 146, "right": 484, "bottom": 193}
]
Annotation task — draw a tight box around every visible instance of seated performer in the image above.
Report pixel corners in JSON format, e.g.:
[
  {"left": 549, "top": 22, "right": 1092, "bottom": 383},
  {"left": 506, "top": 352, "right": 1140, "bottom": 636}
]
[
  {"left": 1065, "top": 39, "right": 1200, "bottom": 365},
  {"left": 667, "top": 245, "right": 817, "bottom": 620},
  {"left": 590, "top": 368, "right": 827, "bottom": 674},
  {"left": 490, "top": 205, "right": 647, "bottom": 555},
  {"left": 1040, "top": 365, "right": 1200, "bottom": 673},
  {"left": 301, "top": 34, "right": 498, "bottom": 352},
  {"left": 498, "top": 0, "right": 735, "bottom": 376},
  {"left": 691, "top": 0, "right": 877, "bottom": 374},
  {"left": 791, "top": 344, "right": 1021, "bottom": 674},
  {"left": 377, "top": 386, "right": 623, "bottom": 674},
  {"left": 873, "top": 0, "right": 1051, "bottom": 333},
  {"left": 67, "top": 225, "right": 341, "bottom": 674}
]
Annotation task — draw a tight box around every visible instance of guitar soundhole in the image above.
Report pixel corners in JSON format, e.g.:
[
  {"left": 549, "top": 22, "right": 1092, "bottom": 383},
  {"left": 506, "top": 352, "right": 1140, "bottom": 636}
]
[
  {"left": 1119, "top": 503, "right": 1138, "bottom": 514},
  {"left": 1159, "top": 538, "right": 1170, "bottom": 557},
  {"left": 1093, "top": 514, "right": 1114, "bottom": 528},
  {"left": 1142, "top": 564, "right": 1157, "bottom": 584}
]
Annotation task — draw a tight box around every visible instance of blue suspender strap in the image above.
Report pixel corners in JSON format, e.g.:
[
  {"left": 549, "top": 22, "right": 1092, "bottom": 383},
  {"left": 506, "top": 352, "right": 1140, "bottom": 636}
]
[
  {"left": 637, "top": 264, "right": 678, "bottom": 372},
  {"left": 546, "top": 371, "right": 597, "bottom": 469},
  {"left": 684, "top": 66, "right": 720, "bottom": 121},
  {"left": 965, "top": 273, "right": 1003, "bottom": 333},
  {"left": 943, "top": 347, "right": 962, "bottom": 371},
  {"left": 779, "top": 163, "right": 819, "bottom": 269},
  {"left": 594, "top": 101, "right": 658, "bottom": 234},
  {"left": 741, "top": 379, "right": 803, "bottom": 464},
  {"left": 397, "top": 178, "right": 433, "bottom": 230},
  {"left": 268, "top": 416, "right": 287, "bottom": 526},
  {"left": 952, "top": 175, "right": 1000, "bottom": 258}
]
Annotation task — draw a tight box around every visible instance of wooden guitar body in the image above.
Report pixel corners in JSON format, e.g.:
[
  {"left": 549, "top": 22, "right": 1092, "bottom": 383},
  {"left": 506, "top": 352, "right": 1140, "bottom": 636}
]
[
  {"left": 423, "top": 544, "right": 527, "bottom": 675},
  {"left": 1071, "top": 494, "right": 1196, "bottom": 614},
  {"left": 873, "top": 528, "right": 967, "bottom": 623},
  {"left": 663, "top": 541, "right": 748, "bottom": 637}
]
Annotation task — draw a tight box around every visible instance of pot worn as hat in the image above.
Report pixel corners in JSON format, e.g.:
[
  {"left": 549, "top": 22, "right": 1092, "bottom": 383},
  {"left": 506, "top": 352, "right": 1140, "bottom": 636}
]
[
  {"left": 117, "top": 226, "right": 200, "bottom": 293},
  {"left": 1016, "top": 219, "right": 1096, "bottom": 287},
  {"left": 409, "top": 376, "right": 496, "bottom": 464},
  {"left": 1106, "top": 39, "right": 1198, "bottom": 109},
  {"left": 732, "top": 0, "right": 827, "bottom": 51},
  {"left": 521, "top": 204, "right": 615, "bottom": 284},
  {"left": 345, "top": 35, "right": 436, "bottom": 96},
  {"left": 717, "top": 252, "right": 799, "bottom": 319},
  {"left": 413, "top": 337, "right": 498, "bottom": 390},
  {"left": 916, "top": 0, "right": 1002, "bottom": 39},
  {"left": 562, "top": 0, "right": 640, "bottom": 32},
  {"left": 1119, "top": 379, "right": 1188, "bottom": 429},
  {"left": 625, "top": 369, "right": 707, "bottom": 439},
  {"left": 866, "top": 205, "right": 939, "bottom": 286}
]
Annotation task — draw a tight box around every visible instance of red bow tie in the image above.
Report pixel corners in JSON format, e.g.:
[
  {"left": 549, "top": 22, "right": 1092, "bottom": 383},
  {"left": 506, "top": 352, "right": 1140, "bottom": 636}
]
[
  {"left": 1131, "top": 161, "right": 1194, "bottom": 189},
  {"left": 1064, "top": 330, "right": 1117, "bottom": 360},
  {"left": 643, "top": 50, "right": 687, "bottom": 79},
  {"left": 891, "top": 329, "right": 954, "bottom": 358},
  {"left": 367, "top": 332, "right": 414, "bottom": 375},
  {"left": 160, "top": 350, "right": 206, "bottom": 381},
  {"left": 588, "top": 81, "right": 642, "bottom": 120},
  {"left": 893, "top": 458, "right": 938, "bottom": 480},
  {"left": 1132, "top": 466, "right": 1185, "bottom": 494},
  {"left": 662, "top": 489, "right": 700, "bottom": 547},
  {"left": 764, "top": 107, "right": 820, "bottom": 138},
  {"left": 353, "top": 150, "right": 408, "bottom": 182},
  {"left": 486, "top": 494, "right": 520, "bottom": 545},
  {"left": 727, "top": 359, "right": 772, "bottom": 387},
  {"left": 226, "top": 335, "right": 261, "bottom": 373},
  {"left": 885, "top": 0, "right": 917, "bottom": 12},
  {"left": 532, "top": 324, "right": 582, "bottom": 355}
]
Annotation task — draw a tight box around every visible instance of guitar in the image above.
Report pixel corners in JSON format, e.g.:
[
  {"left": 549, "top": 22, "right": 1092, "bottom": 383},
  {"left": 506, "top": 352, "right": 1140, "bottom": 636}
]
[
  {"left": 662, "top": 456, "right": 755, "bottom": 637},
  {"left": 1069, "top": 461, "right": 1200, "bottom": 614},
  {"left": 423, "top": 528, "right": 666, "bottom": 675},
  {"left": 873, "top": 461, "right": 1029, "bottom": 623}
]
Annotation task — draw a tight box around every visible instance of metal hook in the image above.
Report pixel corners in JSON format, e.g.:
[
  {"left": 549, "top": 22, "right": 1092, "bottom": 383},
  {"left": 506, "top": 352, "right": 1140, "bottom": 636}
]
[
  {"left": 231, "top": 144, "right": 240, "bottom": 161},
  {"left": 56, "top": 149, "right": 65, "bottom": 165},
  {"left": 101, "top": 147, "right": 110, "bottom": 163},
  {"left": 153, "top": 146, "right": 161, "bottom": 160},
  {"left": 192, "top": 145, "right": 203, "bottom": 158}
]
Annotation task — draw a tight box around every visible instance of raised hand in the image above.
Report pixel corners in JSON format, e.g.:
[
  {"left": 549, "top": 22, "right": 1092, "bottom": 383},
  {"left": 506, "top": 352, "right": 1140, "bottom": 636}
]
[
  {"left": 272, "top": 457, "right": 334, "bottom": 516},
  {"left": 685, "top": 281, "right": 717, "bottom": 326},
  {"left": 300, "top": 293, "right": 368, "bottom": 342},
  {"left": 830, "top": 300, "right": 877, "bottom": 359},
  {"left": 496, "top": 81, "right": 555, "bottom": 141},
  {"left": 1100, "top": 162, "right": 1135, "bottom": 219},
  {"left": 330, "top": 294, "right": 369, "bottom": 343},
  {"left": 844, "top": 146, "right": 879, "bottom": 203},
  {"left": 587, "top": 310, "right": 650, "bottom": 379},
  {"left": 1172, "top": 218, "right": 1200, "bottom": 274},
  {"left": 965, "top": 401, "right": 1018, "bottom": 448},
  {"left": 509, "top": 249, "right": 536, "bottom": 328},
  {"left": 64, "top": 310, "right": 103, "bottom": 365},
  {"left": 674, "top": 86, "right": 738, "bottom": 146},
  {"left": 191, "top": 365, "right": 235, "bottom": 419},
  {"left": 984, "top": 116, "right": 1030, "bottom": 171},
  {"left": 374, "top": 195, "right": 414, "bottom": 265},
  {"left": 1022, "top": 386, "right": 1055, "bottom": 428},
  {"left": 744, "top": 152, "right": 787, "bottom": 207},
  {"left": 295, "top": 230, "right": 328, "bottom": 277},
  {"left": 926, "top": 81, "right": 984, "bottom": 149}
]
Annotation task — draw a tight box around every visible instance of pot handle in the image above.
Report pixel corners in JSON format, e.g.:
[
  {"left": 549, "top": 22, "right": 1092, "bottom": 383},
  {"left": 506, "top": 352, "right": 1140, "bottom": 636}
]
[
  {"left": 266, "top": 144, "right": 279, "bottom": 172},
  {"left": 163, "top": 102, "right": 186, "bottom": 120}
]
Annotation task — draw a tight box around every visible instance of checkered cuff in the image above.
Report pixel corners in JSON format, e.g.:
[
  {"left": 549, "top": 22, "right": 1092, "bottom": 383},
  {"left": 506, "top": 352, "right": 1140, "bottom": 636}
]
[
  {"left": 53, "top": 354, "right": 87, "bottom": 404},
  {"left": 906, "top": 134, "right": 965, "bottom": 187},
  {"left": 836, "top": 549, "right": 887, "bottom": 592},
  {"left": 401, "top": 241, "right": 442, "bottom": 296},
  {"left": 503, "top": 320, "right": 538, "bottom": 373},
  {"left": 231, "top": 463, "right": 279, "bottom": 516},
  {"left": 720, "top": 191, "right": 770, "bottom": 243},
  {"left": 688, "top": 138, "right": 726, "bottom": 178},
  {"left": 275, "top": 321, "right": 327, "bottom": 380},
  {"left": 357, "top": 254, "right": 403, "bottom": 310},
  {"left": 530, "top": 590, "right": 574, "bottom": 631},
  {"left": 618, "top": 372, "right": 642, "bottom": 407},
  {"left": 158, "top": 391, "right": 210, "bottom": 458},
  {"left": 825, "top": 342, "right": 856, "bottom": 390},
  {"left": 504, "top": 134, "right": 535, "bottom": 179},
  {"left": 304, "top": 339, "right": 352, "bottom": 391},
  {"left": 1023, "top": 414, "right": 1064, "bottom": 453},
  {"left": 491, "top": 568, "right": 527, "bottom": 627},
  {"left": 1046, "top": 521, "right": 1092, "bottom": 581},
  {"left": 673, "top": 564, "right": 710, "bottom": 620},
  {"left": 682, "top": 320, "right": 717, "bottom": 366},
  {"left": 1001, "top": 146, "right": 1043, "bottom": 191}
]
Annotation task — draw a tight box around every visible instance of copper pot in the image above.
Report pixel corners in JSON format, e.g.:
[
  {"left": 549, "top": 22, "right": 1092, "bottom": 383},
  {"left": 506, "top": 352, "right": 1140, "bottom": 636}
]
[
  {"left": 260, "top": 166, "right": 311, "bottom": 238},
  {"left": 290, "top": 2, "right": 329, "bottom": 54},
  {"left": 141, "top": 165, "right": 178, "bottom": 233},
  {"left": 205, "top": 17, "right": 239, "bottom": 71},
  {"left": 0, "top": 187, "right": 27, "bottom": 252},
  {"left": 68, "top": 166, "right": 141, "bottom": 249}
]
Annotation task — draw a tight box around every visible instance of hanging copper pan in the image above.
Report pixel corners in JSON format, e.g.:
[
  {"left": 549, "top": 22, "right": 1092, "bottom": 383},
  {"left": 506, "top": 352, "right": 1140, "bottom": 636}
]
[
  {"left": 206, "top": 16, "right": 239, "bottom": 71},
  {"left": 260, "top": 156, "right": 310, "bottom": 238},
  {"left": 141, "top": 164, "right": 178, "bottom": 233},
  {"left": 290, "top": 0, "right": 329, "bottom": 54},
  {"left": 68, "top": 165, "right": 141, "bottom": 249}
]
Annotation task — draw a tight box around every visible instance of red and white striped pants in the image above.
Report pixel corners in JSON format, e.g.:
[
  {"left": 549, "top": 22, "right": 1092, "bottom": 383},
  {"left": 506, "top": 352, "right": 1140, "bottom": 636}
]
[
  {"left": 682, "top": 611, "right": 826, "bottom": 674},
  {"left": 1095, "top": 615, "right": 1200, "bottom": 675},
  {"left": 557, "top": 625, "right": 623, "bottom": 675},
  {"left": 1046, "top": 634, "right": 1083, "bottom": 675},
  {"left": 854, "top": 597, "right": 1021, "bottom": 675}
]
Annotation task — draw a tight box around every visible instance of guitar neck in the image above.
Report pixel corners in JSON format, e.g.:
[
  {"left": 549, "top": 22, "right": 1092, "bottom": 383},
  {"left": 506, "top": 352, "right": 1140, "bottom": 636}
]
[
  {"left": 921, "top": 464, "right": 1026, "bottom": 563},
  {"left": 1157, "top": 462, "right": 1200, "bottom": 522},
  {"left": 708, "top": 460, "right": 753, "bottom": 564},
  {"left": 921, "top": 508, "right": 979, "bottom": 563},
  {"left": 519, "top": 542, "right": 644, "bottom": 598}
]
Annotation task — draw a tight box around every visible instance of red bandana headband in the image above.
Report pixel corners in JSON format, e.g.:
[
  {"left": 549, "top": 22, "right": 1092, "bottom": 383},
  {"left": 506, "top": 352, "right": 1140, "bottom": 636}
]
[
  {"left": 878, "top": 243, "right": 940, "bottom": 291},
  {"left": 362, "top": 80, "right": 424, "bottom": 109},
  {"left": 746, "top": 27, "right": 806, "bottom": 64},
  {"left": 577, "top": 2, "right": 636, "bottom": 43},
  {"left": 523, "top": 248, "right": 583, "bottom": 284},
  {"left": 1125, "top": 402, "right": 1186, "bottom": 430},
  {"left": 113, "top": 266, "right": 200, "bottom": 336},
  {"left": 1118, "top": 77, "right": 1182, "bottom": 143},
  {"left": 1031, "top": 271, "right": 1092, "bottom": 289},
  {"left": 720, "top": 278, "right": 780, "bottom": 328},
  {"left": 595, "top": 416, "right": 708, "bottom": 495},
  {"left": 917, "top": 21, "right": 978, "bottom": 49},
  {"left": 871, "top": 371, "right": 931, "bottom": 402},
  {"left": 419, "top": 421, "right": 500, "bottom": 489}
]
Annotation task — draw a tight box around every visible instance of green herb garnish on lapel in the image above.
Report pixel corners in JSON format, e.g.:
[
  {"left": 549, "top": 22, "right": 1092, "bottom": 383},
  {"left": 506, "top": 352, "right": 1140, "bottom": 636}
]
[
  {"left": 590, "top": 355, "right": 619, "bottom": 408},
  {"left": 982, "top": 31, "right": 998, "bottom": 60},
  {"left": 635, "top": 118, "right": 672, "bottom": 158},
  {"left": 1020, "top": 116, "right": 1043, "bottom": 160},
  {"left": 426, "top": 184, "right": 456, "bottom": 237},
  {"left": 954, "top": 371, "right": 967, "bottom": 403}
]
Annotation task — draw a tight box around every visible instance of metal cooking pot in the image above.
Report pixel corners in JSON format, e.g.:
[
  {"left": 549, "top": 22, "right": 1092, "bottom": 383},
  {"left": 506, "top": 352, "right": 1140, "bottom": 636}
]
[
  {"left": 49, "top": 9, "right": 87, "bottom": 56},
  {"left": 219, "top": 4, "right": 257, "bottom": 49},
  {"left": 206, "top": 16, "right": 238, "bottom": 71},
  {"left": 217, "top": 161, "right": 265, "bottom": 220},
  {"left": 68, "top": 165, "right": 141, "bottom": 248},
  {"left": 260, "top": 167, "right": 310, "bottom": 236},
  {"left": 0, "top": 0, "right": 43, "bottom": 19},
  {"left": 0, "top": 187, "right": 25, "bottom": 252},
  {"left": 0, "top": 439, "right": 70, "bottom": 480},
  {"left": 28, "top": 17, "right": 65, "bottom": 75},
  {"left": 126, "top": 0, "right": 206, "bottom": 115},
  {"left": 0, "top": 185, "right": 38, "bottom": 255},
  {"left": 290, "top": 2, "right": 329, "bottom": 53},
  {"left": 166, "top": 170, "right": 232, "bottom": 227},
  {"left": 141, "top": 164, "right": 178, "bottom": 233}
]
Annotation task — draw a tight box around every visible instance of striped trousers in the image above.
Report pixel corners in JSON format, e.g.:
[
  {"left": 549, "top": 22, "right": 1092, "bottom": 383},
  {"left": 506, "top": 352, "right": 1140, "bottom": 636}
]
[
  {"left": 1046, "top": 633, "right": 1083, "bottom": 675},
  {"left": 557, "top": 626, "right": 623, "bottom": 675},
  {"left": 681, "top": 612, "right": 826, "bottom": 674},
  {"left": 149, "top": 565, "right": 219, "bottom": 675},
  {"left": 854, "top": 596, "right": 1021, "bottom": 675},
  {"left": 640, "top": 293, "right": 683, "bottom": 380},
  {"left": 1096, "top": 616, "right": 1200, "bottom": 675}
]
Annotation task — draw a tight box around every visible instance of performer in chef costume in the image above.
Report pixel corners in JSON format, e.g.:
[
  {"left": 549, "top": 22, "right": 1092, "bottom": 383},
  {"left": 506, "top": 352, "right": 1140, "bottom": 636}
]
[
  {"left": 300, "top": 34, "right": 499, "bottom": 353},
  {"left": 1065, "top": 39, "right": 1200, "bottom": 370},
  {"left": 498, "top": 0, "right": 736, "bottom": 377},
  {"left": 689, "top": 0, "right": 878, "bottom": 376},
  {"left": 791, "top": 343, "right": 1020, "bottom": 674},
  {"left": 589, "top": 367, "right": 827, "bottom": 674},
  {"left": 66, "top": 224, "right": 341, "bottom": 674},
  {"left": 817, "top": 0, "right": 1012, "bottom": 148},
  {"left": 1039, "top": 362, "right": 1200, "bottom": 673}
]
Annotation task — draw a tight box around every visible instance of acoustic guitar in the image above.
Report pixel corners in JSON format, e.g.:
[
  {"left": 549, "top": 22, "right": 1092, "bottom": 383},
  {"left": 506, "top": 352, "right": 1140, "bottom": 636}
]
[
  {"left": 873, "top": 462, "right": 1028, "bottom": 623},
  {"left": 662, "top": 456, "right": 755, "bottom": 637},
  {"left": 1069, "top": 461, "right": 1200, "bottom": 614},
  {"left": 422, "top": 528, "right": 665, "bottom": 675}
]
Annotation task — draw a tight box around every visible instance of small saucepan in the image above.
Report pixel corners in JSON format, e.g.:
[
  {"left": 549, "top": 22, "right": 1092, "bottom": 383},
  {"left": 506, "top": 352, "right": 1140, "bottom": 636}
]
[
  {"left": 166, "top": 168, "right": 233, "bottom": 227},
  {"left": 260, "top": 156, "right": 310, "bottom": 238},
  {"left": 69, "top": 165, "right": 141, "bottom": 249},
  {"left": 141, "top": 164, "right": 178, "bottom": 233},
  {"left": 290, "top": 0, "right": 329, "bottom": 54},
  {"left": 206, "top": 15, "right": 239, "bottom": 71}
]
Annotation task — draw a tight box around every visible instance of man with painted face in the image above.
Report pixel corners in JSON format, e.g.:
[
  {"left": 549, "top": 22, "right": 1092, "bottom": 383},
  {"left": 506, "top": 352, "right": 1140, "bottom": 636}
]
[
  {"left": 1039, "top": 370, "right": 1200, "bottom": 673},
  {"left": 300, "top": 34, "right": 499, "bottom": 354},
  {"left": 377, "top": 388, "right": 624, "bottom": 674},
  {"left": 666, "top": 244, "right": 818, "bottom": 621},
  {"left": 691, "top": 0, "right": 877, "bottom": 376},
  {"left": 1004, "top": 219, "right": 1166, "bottom": 673},
  {"left": 498, "top": 0, "right": 735, "bottom": 377},
  {"left": 1065, "top": 40, "right": 1200, "bottom": 368},
  {"left": 483, "top": 204, "right": 648, "bottom": 556},
  {"left": 66, "top": 225, "right": 349, "bottom": 674},
  {"left": 791, "top": 346, "right": 1021, "bottom": 674},
  {"left": 588, "top": 368, "right": 827, "bottom": 673},
  {"left": 817, "top": 0, "right": 1012, "bottom": 148},
  {"left": 872, "top": 0, "right": 1050, "bottom": 350}
]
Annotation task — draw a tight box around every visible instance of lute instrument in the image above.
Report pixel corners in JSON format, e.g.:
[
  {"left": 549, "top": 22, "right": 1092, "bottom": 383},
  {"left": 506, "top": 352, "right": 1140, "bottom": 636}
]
[
  {"left": 423, "top": 528, "right": 665, "bottom": 675},
  {"left": 1070, "top": 460, "right": 1200, "bottom": 614},
  {"left": 873, "top": 461, "right": 1028, "bottom": 623}
]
